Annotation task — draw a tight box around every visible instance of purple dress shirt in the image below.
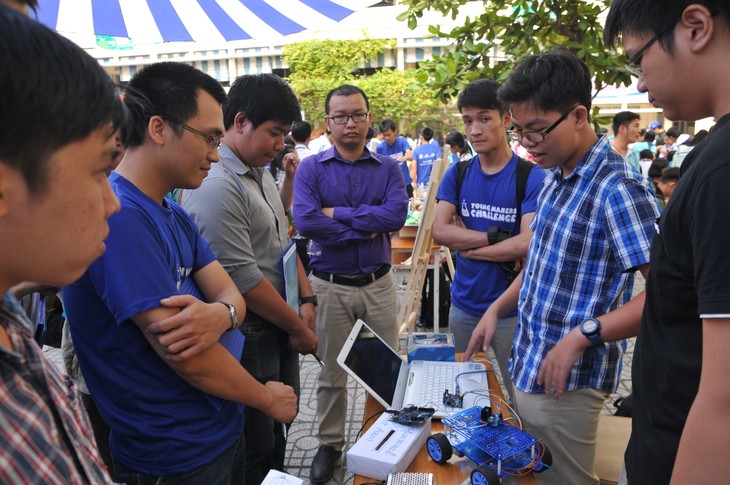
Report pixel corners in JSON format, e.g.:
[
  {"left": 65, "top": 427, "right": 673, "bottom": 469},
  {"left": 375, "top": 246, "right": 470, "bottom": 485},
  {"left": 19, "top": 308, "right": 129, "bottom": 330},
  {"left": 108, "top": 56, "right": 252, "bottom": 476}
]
[{"left": 293, "top": 146, "right": 408, "bottom": 275}]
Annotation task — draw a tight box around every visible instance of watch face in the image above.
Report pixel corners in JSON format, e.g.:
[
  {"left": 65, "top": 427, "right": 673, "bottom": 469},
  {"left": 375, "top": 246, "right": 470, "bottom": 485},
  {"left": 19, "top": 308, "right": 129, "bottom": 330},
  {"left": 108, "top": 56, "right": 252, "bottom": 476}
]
[{"left": 582, "top": 319, "right": 599, "bottom": 333}]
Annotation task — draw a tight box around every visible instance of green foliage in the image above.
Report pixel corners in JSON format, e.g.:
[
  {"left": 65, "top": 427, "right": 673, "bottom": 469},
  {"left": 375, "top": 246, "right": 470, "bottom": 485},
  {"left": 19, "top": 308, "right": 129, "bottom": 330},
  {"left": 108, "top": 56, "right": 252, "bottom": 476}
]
[
  {"left": 283, "top": 39, "right": 448, "bottom": 132},
  {"left": 399, "top": 0, "right": 632, "bottom": 104},
  {"left": 284, "top": 38, "right": 390, "bottom": 84},
  {"left": 358, "top": 69, "right": 442, "bottom": 126}
]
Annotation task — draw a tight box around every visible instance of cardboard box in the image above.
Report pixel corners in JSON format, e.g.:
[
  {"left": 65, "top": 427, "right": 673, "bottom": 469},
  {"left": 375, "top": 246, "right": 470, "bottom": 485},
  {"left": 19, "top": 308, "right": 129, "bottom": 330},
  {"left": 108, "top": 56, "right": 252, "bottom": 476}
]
[
  {"left": 406, "top": 333, "right": 455, "bottom": 363},
  {"left": 346, "top": 412, "right": 431, "bottom": 481}
]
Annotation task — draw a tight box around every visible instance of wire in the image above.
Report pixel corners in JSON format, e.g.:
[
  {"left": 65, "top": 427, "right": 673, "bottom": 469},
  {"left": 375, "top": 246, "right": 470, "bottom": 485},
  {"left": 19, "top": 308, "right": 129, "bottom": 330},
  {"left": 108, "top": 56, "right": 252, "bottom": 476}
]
[{"left": 356, "top": 410, "right": 386, "bottom": 440}]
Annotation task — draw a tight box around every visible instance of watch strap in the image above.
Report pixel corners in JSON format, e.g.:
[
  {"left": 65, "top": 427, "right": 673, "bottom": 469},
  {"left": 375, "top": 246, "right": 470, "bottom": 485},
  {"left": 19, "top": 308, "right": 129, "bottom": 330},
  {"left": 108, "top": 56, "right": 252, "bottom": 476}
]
[
  {"left": 219, "top": 302, "right": 238, "bottom": 330},
  {"left": 300, "top": 295, "right": 318, "bottom": 306},
  {"left": 581, "top": 317, "right": 603, "bottom": 346}
]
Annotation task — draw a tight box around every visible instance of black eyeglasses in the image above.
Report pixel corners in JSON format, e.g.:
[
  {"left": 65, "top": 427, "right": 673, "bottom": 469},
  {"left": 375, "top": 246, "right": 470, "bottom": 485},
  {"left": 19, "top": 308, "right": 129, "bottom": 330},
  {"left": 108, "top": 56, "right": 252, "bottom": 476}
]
[
  {"left": 161, "top": 116, "right": 222, "bottom": 149},
  {"left": 625, "top": 18, "right": 680, "bottom": 77},
  {"left": 508, "top": 104, "right": 580, "bottom": 144},
  {"left": 326, "top": 112, "right": 369, "bottom": 125}
]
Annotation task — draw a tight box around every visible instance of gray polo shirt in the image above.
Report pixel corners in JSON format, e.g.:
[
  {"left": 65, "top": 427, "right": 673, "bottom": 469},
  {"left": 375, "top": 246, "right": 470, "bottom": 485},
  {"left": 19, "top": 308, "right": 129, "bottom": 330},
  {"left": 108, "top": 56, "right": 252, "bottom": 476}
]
[{"left": 182, "top": 144, "right": 290, "bottom": 295}]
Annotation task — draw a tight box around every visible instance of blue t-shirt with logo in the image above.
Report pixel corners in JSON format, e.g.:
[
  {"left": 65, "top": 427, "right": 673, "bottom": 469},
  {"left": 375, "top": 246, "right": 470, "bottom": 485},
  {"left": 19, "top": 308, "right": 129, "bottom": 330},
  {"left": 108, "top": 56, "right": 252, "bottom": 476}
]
[
  {"left": 436, "top": 154, "right": 546, "bottom": 316},
  {"left": 413, "top": 142, "right": 441, "bottom": 185},
  {"left": 377, "top": 137, "right": 412, "bottom": 186},
  {"left": 63, "top": 172, "right": 244, "bottom": 476}
]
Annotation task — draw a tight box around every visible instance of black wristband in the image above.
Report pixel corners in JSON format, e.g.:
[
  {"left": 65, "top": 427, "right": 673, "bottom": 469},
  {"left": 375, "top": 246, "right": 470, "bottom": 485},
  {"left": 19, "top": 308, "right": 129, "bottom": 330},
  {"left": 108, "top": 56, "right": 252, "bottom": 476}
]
[{"left": 300, "top": 295, "right": 318, "bottom": 307}]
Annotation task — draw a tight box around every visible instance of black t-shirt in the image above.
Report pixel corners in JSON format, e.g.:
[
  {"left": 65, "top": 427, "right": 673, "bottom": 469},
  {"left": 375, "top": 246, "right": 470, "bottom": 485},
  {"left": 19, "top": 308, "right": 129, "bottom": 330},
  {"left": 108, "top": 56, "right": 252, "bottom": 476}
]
[{"left": 626, "top": 114, "right": 730, "bottom": 483}]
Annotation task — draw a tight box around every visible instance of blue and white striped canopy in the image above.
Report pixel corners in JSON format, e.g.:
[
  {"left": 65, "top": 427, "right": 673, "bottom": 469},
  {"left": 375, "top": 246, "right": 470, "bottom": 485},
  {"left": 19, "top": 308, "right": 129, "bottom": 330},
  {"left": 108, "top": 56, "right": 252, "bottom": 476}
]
[{"left": 37, "top": 0, "right": 378, "bottom": 44}]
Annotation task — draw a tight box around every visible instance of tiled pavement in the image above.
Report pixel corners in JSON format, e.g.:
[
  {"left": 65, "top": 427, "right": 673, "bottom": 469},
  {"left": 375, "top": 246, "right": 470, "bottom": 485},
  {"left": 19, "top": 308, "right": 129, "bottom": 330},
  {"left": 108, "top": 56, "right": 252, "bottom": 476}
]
[{"left": 43, "top": 270, "right": 639, "bottom": 484}]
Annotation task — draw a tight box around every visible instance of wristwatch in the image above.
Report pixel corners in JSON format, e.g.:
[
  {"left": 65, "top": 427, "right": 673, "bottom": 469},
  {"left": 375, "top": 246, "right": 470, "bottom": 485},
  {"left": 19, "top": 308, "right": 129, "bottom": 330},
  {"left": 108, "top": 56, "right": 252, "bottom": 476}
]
[
  {"left": 300, "top": 295, "right": 318, "bottom": 307},
  {"left": 219, "top": 302, "right": 238, "bottom": 330},
  {"left": 580, "top": 317, "right": 603, "bottom": 346}
]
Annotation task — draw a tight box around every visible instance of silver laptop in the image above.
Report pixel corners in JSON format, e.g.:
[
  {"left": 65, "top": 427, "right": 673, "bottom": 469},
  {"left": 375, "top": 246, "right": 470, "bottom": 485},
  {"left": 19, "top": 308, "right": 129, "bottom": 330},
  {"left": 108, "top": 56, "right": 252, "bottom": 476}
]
[{"left": 337, "top": 320, "right": 489, "bottom": 419}]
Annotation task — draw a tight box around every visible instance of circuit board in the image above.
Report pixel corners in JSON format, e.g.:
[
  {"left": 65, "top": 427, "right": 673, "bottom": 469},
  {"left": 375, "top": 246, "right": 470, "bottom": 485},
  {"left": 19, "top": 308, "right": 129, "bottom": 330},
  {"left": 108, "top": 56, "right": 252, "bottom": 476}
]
[{"left": 443, "top": 407, "right": 537, "bottom": 461}]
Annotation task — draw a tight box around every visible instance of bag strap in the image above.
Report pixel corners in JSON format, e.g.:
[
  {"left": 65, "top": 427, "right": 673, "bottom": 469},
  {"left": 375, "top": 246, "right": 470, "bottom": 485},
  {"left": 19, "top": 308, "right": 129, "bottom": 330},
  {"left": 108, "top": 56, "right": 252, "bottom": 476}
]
[
  {"left": 514, "top": 157, "right": 535, "bottom": 229},
  {"left": 454, "top": 158, "right": 471, "bottom": 204},
  {"left": 455, "top": 156, "right": 534, "bottom": 232}
]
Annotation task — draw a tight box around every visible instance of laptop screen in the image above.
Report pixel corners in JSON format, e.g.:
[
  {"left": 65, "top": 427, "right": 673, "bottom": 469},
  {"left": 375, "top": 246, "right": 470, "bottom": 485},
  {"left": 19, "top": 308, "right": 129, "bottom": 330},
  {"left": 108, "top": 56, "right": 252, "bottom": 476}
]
[{"left": 342, "top": 330, "right": 404, "bottom": 407}]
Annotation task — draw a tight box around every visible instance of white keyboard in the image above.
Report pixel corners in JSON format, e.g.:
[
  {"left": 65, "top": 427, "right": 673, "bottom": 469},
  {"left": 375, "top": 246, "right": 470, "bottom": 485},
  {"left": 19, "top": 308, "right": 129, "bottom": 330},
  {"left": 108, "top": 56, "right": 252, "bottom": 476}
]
[{"left": 418, "top": 361, "right": 459, "bottom": 405}]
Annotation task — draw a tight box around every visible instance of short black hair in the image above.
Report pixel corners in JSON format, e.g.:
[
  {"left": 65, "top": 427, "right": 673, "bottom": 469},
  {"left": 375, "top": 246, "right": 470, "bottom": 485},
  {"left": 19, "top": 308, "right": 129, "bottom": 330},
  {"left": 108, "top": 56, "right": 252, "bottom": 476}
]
[
  {"left": 644, "top": 130, "right": 656, "bottom": 143},
  {"left": 690, "top": 129, "right": 709, "bottom": 146},
  {"left": 661, "top": 167, "right": 680, "bottom": 183},
  {"left": 649, "top": 158, "right": 669, "bottom": 178},
  {"left": 498, "top": 50, "right": 592, "bottom": 115},
  {"left": 290, "top": 120, "right": 312, "bottom": 144},
  {"left": 457, "top": 79, "right": 504, "bottom": 113},
  {"left": 0, "top": 6, "right": 125, "bottom": 194},
  {"left": 666, "top": 127, "right": 681, "bottom": 139},
  {"left": 379, "top": 119, "right": 397, "bottom": 133},
  {"left": 445, "top": 130, "right": 466, "bottom": 149},
  {"left": 605, "top": 0, "right": 729, "bottom": 54},
  {"left": 224, "top": 73, "right": 301, "bottom": 130},
  {"left": 122, "top": 62, "right": 226, "bottom": 148},
  {"left": 366, "top": 126, "right": 376, "bottom": 140},
  {"left": 612, "top": 111, "right": 641, "bottom": 135},
  {"left": 324, "top": 84, "right": 369, "bottom": 115},
  {"left": 639, "top": 149, "right": 654, "bottom": 160},
  {"left": 420, "top": 127, "right": 434, "bottom": 141}
]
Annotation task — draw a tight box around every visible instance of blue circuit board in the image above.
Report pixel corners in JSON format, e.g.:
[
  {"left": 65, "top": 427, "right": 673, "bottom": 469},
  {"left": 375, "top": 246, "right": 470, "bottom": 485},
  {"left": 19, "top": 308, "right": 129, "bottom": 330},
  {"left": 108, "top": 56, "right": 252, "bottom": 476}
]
[{"left": 443, "top": 407, "right": 536, "bottom": 461}]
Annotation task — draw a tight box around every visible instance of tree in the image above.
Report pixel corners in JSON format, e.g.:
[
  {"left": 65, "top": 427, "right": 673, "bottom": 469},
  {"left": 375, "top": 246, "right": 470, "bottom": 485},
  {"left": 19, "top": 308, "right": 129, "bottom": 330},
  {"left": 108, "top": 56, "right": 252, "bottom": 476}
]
[
  {"left": 358, "top": 69, "right": 443, "bottom": 128},
  {"left": 398, "top": 0, "right": 632, "bottom": 107},
  {"left": 283, "top": 39, "right": 449, "bottom": 132},
  {"left": 284, "top": 38, "right": 390, "bottom": 123}
]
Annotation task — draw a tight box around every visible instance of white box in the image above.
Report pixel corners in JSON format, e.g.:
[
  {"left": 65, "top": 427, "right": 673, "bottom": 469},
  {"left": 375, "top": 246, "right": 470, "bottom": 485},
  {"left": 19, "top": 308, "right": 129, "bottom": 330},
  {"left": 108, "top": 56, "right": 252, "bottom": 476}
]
[{"left": 346, "top": 412, "right": 432, "bottom": 481}]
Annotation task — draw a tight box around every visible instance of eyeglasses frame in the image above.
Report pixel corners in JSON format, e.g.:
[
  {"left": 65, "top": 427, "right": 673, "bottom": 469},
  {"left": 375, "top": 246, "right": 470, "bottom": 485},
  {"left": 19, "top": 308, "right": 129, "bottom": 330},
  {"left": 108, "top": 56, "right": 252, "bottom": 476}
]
[
  {"left": 624, "top": 17, "right": 681, "bottom": 77},
  {"left": 160, "top": 115, "right": 223, "bottom": 150},
  {"left": 326, "top": 112, "right": 370, "bottom": 125},
  {"left": 507, "top": 104, "right": 581, "bottom": 145}
]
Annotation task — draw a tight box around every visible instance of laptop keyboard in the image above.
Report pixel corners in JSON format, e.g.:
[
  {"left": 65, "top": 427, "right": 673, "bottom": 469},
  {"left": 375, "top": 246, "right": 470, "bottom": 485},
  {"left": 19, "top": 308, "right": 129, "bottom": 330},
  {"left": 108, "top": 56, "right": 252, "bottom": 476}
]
[
  {"left": 416, "top": 361, "right": 489, "bottom": 414},
  {"left": 418, "top": 361, "right": 460, "bottom": 408}
]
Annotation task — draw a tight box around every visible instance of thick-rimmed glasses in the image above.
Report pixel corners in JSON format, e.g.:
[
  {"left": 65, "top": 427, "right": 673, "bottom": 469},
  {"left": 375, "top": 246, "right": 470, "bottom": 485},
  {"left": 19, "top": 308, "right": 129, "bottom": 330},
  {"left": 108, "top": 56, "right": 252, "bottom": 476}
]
[
  {"left": 624, "top": 19, "right": 680, "bottom": 77},
  {"left": 508, "top": 104, "right": 580, "bottom": 145},
  {"left": 326, "top": 112, "right": 369, "bottom": 125},
  {"left": 161, "top": 116, "right": 222, "bottom": 149}
]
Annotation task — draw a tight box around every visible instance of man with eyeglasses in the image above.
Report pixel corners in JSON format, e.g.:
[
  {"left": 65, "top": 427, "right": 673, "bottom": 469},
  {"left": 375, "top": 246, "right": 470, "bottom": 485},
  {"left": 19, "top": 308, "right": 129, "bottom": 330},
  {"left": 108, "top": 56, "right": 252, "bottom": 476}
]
[
  {"left": 63, "top": 62, "right": 297, "bottom": 483},
  {"left": 182, "top": 73, "right": 318, "bottom": 484},
  {"left": 605, "top": 2, "right": 730, "bottom": 483},
  {"left": 293, "top": 84, "right": 408, "bottom": 483},
  {"left": 465, "top": 51, "right": 659, "bottom": 485},
  {"left": 432, "top": 79, "right": 546, "bottom": 403}
]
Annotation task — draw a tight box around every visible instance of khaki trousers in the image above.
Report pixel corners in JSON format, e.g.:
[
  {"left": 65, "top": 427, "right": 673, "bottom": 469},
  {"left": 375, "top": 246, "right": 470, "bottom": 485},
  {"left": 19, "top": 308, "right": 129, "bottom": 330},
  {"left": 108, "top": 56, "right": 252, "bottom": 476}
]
[
  {"left": 310, "top": 272, "right": 398, "bottom": 451},
  {"left": 514, "top": 387, "right": 609, "bottom": 485}
]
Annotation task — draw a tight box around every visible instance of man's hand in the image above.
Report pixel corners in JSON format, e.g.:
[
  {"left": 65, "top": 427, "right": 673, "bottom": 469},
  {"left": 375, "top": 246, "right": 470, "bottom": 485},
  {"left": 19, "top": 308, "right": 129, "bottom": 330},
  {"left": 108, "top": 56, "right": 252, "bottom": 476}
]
[
  {"left": 299, "top": 302, "right": 316, "bottom": 332},
  {"left": 281, "top": 151, "right": 300, "bottom": 178},
  {"left": 289, "top": 323, "right": 318, "bottom": 355},
  {"left": 146, "top": 295, "right": 230, "bottom": 361},
  {"left": 263, "top": 381, "right": 298, "bottom": 423},
  {"left": 321, "top": 207, "right": 334, "bottom": 218},
  {"left": 464, "top": 310, "right": 500, "bottom": 361},
  {"left": 537, "top": 329, "right": 588, "bottom": 396}
]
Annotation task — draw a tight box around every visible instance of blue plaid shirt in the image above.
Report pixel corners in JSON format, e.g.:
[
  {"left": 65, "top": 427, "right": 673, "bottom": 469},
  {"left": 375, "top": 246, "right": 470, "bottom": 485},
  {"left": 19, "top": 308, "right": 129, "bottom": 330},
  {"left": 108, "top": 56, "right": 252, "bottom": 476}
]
[{"left": 512, "top": 135, "right": 659, "bottom": 394}]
